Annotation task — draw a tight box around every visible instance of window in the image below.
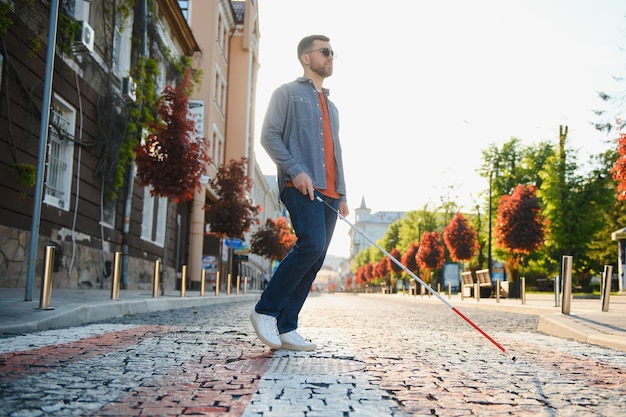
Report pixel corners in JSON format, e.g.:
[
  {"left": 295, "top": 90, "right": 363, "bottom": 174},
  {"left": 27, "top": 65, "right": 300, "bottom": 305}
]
[
  {"left": 214, "top": 66, "right": 226, "bottom": 115},
  {"left": 178, "top": 0, "right": 189, "bottom": 20},
  {"left": 44, "top": 94, "right": 75, "bottom": 210},
  {"left": 101, "top": 197, "right": 116, "bottom": 228},
  {"left": 141, "top": 186, "right": 167, "bottom": 247},
  {"left": 212, "top": 128, "right": 224, "bottom": 167}
]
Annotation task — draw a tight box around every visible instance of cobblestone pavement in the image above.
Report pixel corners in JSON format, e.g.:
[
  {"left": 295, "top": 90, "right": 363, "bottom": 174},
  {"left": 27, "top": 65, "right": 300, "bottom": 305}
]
[{"left": 1, "top": 293, "right": 625, "bottom": 417}]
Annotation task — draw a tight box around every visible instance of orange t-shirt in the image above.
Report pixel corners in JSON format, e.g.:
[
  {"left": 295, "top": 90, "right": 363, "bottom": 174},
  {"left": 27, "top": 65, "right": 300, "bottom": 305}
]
[{"left": 317, "top": 92, "right": 339, "bottom": 198}]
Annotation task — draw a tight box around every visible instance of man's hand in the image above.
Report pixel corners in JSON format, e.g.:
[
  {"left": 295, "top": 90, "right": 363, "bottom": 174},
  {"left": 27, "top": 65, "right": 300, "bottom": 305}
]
[
  {"left": 292, "top": 172, "right": 315, "bottom": 201},
  {"left": 338, "top": 201, "right": 349, "bottom": 217}
]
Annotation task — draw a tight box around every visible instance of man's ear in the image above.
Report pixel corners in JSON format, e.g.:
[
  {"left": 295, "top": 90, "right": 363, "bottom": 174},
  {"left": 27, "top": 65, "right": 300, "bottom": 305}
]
[{"left": 300, "top": 53, "right": 310, "bottom": 66}]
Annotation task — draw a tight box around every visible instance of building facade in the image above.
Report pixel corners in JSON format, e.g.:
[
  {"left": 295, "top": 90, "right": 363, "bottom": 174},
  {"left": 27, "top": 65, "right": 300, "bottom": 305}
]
[
  {"left": 349, "top": 196, "right": 406, "bottom": 259},
  {"left": 0, "top": 0, "right": 281, "bottom": 295}
]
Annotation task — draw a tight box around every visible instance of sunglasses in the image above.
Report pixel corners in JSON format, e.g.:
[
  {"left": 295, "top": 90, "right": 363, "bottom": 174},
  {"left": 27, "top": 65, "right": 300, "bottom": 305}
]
[{"left": 305, "top": 47, "right": 335, "bottom": 58}]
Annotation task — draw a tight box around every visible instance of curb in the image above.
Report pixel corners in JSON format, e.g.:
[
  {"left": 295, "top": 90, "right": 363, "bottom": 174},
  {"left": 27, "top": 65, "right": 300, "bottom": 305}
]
[{"left": 538, "top": 313, "right": 626, "bottom": 352}]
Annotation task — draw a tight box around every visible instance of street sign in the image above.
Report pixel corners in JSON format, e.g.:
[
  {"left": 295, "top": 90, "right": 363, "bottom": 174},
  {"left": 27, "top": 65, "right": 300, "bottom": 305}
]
[
  {"left": 224, "top": 238, "right": 243, "bottom": 249},
  {"left": 233, "top": 254, "right": 249, "bottom": 262}
]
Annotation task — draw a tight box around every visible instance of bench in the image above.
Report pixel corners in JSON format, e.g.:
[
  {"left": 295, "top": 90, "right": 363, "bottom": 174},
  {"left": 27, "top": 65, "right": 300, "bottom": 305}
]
[
  {"left": 460, "top": 271, "right": 474, "bottom": 300},
  {"left": 475, "top": 269, "right": 493, "bottom": 299}
]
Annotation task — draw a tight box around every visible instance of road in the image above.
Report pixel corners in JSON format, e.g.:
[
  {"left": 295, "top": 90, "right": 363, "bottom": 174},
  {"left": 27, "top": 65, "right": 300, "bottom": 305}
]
[{"left": 1, "top": 293, "right": 625, "bottom": 416}]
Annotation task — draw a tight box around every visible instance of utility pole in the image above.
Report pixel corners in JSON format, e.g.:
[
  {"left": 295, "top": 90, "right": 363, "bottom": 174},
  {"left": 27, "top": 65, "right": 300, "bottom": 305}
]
[{"left": 25, "top": 0, "right": 60, "bottom": 301}]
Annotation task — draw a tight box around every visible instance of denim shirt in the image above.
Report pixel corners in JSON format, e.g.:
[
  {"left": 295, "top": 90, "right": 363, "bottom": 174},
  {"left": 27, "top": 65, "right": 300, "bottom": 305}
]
[{"left": 261, "top": 77, "right": 347, "bottom": 202}]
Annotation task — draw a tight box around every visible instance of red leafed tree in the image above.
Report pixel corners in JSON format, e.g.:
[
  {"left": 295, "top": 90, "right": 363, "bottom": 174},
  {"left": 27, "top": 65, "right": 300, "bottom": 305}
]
[
  {"left": 495, "top": 184, "right": 546, "bottom": 256},
  {"left": 135, "top": 70, "right": 210, "bottom": 202},
  {"left": 416, "top": 231, "right": 445, "bottom": 274},
  {"left": 205, "top": 158, "right": 261, "bottom": 238},
  {"left": 250, "top": 217, "right": 296, "bottom": 260},
  {"left": 364, "top": 263, "right": 374, "bottom": 284},
  {"left": 611, "top": 131, "right": 626, "bottom": 200},
  {"left": 401, "top": 242, "right": 420, "bottom": 274},
  {"left": 388, "top": 248, "right": 403, "bottom": 275},
  {"left": 355, "top": 267, "right": 366, "bottom": 288},
  {"left": 345, "top": 275, "right": 353, "bottom": 290},
  {"left": 443, "top": 212, "right": 479, "bottom": 262},
  {"left": 375, "top": 257, "right": 389, "bottom": 280}
]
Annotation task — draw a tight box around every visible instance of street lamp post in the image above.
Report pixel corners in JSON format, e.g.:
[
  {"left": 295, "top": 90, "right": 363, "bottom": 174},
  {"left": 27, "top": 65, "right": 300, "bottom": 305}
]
[{"left": 488, "top": 170, "right": 494, "bottom": 272}]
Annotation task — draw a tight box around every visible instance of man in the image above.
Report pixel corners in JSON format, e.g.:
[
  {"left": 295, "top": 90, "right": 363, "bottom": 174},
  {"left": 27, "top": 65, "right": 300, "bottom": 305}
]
[{"left": 250, "top": 34, "right": 349, "bottom": 351}]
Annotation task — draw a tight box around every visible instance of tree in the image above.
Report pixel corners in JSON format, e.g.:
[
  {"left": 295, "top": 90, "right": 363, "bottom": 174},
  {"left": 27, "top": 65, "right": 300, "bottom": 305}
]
[
  {"left": 401, "top": 242, "right": 420, "bottom": 275},
  {"left": 250, "top": 217, "right": 296, "bottom": 261},
  {"left": 389, "top": 248, "right": 403, "bottom": 275},
  {"left": 538, "top": 126, "right": 613, "bottom": 277},
  {"left": 416, "top": 231, "right": 445, "bottom": 282},
  {"left": 375, "top": 257, "right": 390, "bottom": 286},
  {"left": 611, "top": 131, "right": 626, "bottom": 200},
  {"left": 135, "top": 70, "right": 210, "bottom": 202},
  {"left": 495, "top": 184, "right": 546, "bottom": 274},
  {"left": 443, "top": 212, "right": 479, "bottom": 263},
  {"left": 205, "top": 158, "right": 261, "bottom": 238}
]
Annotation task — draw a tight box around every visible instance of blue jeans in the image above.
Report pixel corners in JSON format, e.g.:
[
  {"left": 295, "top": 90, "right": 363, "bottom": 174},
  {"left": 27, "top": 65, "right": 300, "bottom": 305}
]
[{"left": 255, "top": 188, "right": 338, "bottom": 333}]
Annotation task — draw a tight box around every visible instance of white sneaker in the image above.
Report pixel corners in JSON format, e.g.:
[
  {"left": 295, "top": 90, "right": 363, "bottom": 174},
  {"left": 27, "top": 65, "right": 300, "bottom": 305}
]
[
  {"left": 279, "top": 330, "right": 317, "bottom": 351},
  {"left": 250, "top": 311, "right": 281, "bottom": 349}
]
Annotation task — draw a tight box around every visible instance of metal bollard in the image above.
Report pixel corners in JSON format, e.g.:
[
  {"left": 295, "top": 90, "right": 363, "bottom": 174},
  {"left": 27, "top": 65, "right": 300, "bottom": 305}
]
[
  {"left": 601, "top": 265, "right": 613, "bottom": 312},
  {"left": 554, "top": 274, "right": 561, "bottom": 307},
  {"left": 236, "top": 275, "right": 241, "bottom": 295},
  {"left": 180, "top": 265, "right": 187, "bottom": 297},
  {"left": 447, "top": 282, "right": 451, "bottom": 300},
  {"left": 244, "top": 276, "right": 248, "bottom": 295},
  {"left": 153, "top": 260, "right": 161, "bottom": 298},
  {"left": 38, "top": 245, "right": 56, "bottom": 310},
  {"left": 520, "top": 277, "right": 526, "bottom": 305},
  {"left": 227, "top": 273, "right": 232, "bottom": 295},
  {"left": 215, "top": 271, "right": 220, "bottom": 296},
  {"left": 496, "top": 280, "right": 501, "bottom": 303},
  {"left": 111, "top": 251, "right": 122, "bottom": 300},
  {"left": 200, "top": 269, "right": 206, "bottom": 296},
  {"left": 475, "top": 282, "right": 480, "bottom": 301},
  {"left": 561, "top": 256, "right": 573, "bottom": 315}
]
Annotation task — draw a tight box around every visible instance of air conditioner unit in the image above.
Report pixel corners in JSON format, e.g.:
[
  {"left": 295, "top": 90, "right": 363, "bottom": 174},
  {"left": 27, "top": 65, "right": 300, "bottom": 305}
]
[
  {"left": 74, "top": 21, "right": 95, "bottom": 53},
  {"left": 122, "top": 76, "right": 137, "bottom": 102}
]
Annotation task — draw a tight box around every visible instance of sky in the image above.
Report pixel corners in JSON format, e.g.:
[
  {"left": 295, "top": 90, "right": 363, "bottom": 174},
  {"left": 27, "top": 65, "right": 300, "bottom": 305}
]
[{"left": 253, "top": 0, "right": 626, "bottom": 259}]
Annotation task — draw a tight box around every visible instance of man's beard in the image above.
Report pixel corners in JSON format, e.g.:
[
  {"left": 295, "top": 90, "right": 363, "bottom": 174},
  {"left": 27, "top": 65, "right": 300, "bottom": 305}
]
[{"left": 311, "top": 62, "right": 333, "bottom": 78}]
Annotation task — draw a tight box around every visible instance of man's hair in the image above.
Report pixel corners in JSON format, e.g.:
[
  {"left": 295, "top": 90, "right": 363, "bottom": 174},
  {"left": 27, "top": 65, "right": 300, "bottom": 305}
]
[{"left": 297, "top": 35, "right": 330, "bottom": 61}]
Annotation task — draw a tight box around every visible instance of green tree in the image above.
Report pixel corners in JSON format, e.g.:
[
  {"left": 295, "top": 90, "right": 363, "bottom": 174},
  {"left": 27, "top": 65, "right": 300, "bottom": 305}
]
[{"left": 538, "top": 126, "right": 613, "bottom": 277}]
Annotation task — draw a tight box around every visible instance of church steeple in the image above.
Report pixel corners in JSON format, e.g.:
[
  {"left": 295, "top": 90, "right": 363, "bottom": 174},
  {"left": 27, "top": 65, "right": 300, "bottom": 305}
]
[
  {"left": 355, "top": 195, "right": 371, "bottom": 223},
  {"left": 359, "top": 195, "right": 367, "bottom": 209}
]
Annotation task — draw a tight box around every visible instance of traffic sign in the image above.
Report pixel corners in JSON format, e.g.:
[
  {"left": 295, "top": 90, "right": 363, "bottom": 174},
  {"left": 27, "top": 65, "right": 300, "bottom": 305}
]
[{"left": 224, "top": 238, "right": 243, "bottom": 249}]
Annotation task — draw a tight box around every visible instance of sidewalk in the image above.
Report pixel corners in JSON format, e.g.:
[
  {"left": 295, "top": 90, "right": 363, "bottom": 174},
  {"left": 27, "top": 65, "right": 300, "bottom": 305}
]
[
  {"left": 1, "top": 287, "right": 625, "bottom": 352},
  {"left": 395, "top": 290, "right": 626, "bottom": 352},
  {"left": 0, "top": 287, "right": 260, "bottom": 335}
]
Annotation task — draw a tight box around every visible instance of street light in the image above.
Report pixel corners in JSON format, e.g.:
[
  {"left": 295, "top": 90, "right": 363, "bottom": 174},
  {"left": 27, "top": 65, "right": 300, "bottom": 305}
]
[{"left": 488, "top": 169, "right": 494, "bottom": 272}]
